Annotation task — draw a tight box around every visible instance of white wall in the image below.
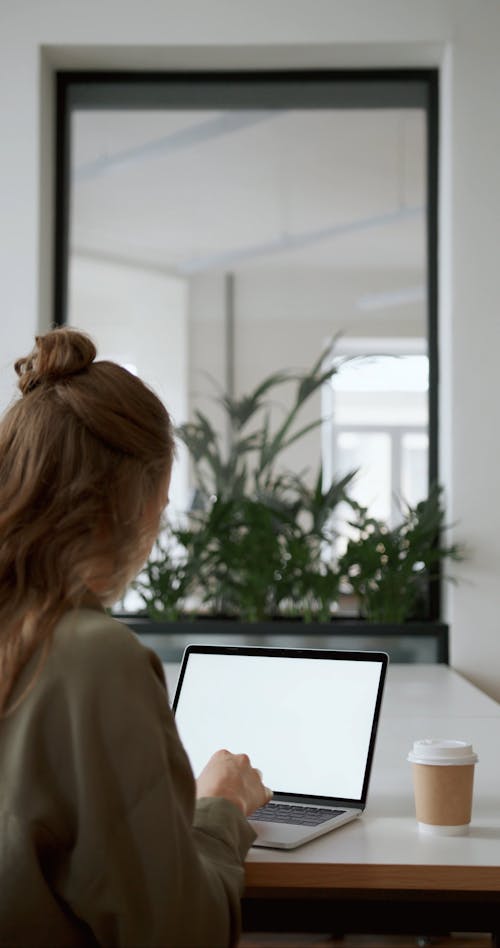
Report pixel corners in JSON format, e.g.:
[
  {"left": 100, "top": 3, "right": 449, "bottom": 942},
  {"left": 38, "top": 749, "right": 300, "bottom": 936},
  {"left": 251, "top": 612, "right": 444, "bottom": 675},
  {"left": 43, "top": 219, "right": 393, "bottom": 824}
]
[{"left": 1, "top": 0, "right": 500, "bottom": 700}]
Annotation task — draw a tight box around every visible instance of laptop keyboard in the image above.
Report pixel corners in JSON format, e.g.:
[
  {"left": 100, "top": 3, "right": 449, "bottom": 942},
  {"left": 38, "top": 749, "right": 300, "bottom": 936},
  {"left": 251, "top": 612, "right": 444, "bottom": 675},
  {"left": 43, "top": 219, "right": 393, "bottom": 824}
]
[{"left": 250, "top": 803, "right": 345, "bottom": 826}]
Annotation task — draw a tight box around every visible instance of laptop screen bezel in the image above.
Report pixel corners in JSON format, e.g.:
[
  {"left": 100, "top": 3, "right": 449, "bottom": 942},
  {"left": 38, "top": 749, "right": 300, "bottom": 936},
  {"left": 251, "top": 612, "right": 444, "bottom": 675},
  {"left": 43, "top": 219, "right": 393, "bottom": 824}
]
[{"left": 173, "top": 643, "right": 388, "bottom": 809}]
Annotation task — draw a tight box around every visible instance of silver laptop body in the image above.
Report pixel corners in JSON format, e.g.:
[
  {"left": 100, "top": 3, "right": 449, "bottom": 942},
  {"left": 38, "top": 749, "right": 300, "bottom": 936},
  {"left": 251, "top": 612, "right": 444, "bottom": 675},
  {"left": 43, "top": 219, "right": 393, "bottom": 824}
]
[{"left": 173, "top": 645, "right": 388, "bottom": 850}]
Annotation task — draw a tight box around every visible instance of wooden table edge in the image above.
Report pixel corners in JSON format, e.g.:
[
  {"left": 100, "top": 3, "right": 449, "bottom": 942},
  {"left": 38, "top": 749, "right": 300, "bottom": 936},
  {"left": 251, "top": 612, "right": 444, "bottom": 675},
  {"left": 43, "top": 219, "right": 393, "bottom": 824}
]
[{"left": 244, "top": 862, "right": 500, "bottom": 893}]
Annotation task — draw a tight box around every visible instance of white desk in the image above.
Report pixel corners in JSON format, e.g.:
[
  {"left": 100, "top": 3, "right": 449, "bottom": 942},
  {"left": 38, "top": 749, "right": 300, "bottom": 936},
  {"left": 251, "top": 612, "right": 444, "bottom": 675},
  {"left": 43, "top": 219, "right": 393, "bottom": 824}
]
[{"left": 165, "top": 662, "right": 500, "bottom": 937}]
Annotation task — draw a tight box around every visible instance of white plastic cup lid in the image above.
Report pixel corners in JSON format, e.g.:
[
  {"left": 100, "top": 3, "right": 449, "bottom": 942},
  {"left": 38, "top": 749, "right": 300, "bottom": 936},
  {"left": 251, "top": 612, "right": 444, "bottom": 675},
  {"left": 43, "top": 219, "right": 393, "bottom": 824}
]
[{"left": 407, "top": 738, "right": 478, "bottom": 766}]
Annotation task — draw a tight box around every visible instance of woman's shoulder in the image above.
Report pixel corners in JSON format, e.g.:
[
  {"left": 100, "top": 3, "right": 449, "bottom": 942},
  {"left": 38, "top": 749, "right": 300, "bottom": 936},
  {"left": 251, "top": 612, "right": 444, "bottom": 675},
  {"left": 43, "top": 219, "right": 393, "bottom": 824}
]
[
  {"left": 50, "top": 608, "right": 165, "bottom": 693},
  {"left": 56, "top": 607, "right": 139, "bottom": 653}
]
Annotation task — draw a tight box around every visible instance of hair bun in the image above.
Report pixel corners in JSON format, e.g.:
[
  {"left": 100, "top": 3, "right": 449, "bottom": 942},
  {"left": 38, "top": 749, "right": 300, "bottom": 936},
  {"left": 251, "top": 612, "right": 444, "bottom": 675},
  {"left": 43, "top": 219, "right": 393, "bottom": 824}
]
[{"left": 15, "top": 328, "right": 97, "bottom": 395}]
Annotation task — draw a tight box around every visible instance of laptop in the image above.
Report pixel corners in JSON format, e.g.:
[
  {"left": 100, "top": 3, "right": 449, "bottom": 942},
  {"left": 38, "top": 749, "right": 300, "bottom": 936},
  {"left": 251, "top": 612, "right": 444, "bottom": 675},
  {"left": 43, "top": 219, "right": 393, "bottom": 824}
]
[{"left": 173, "top": 644, "right": 388, "bottom": 850}]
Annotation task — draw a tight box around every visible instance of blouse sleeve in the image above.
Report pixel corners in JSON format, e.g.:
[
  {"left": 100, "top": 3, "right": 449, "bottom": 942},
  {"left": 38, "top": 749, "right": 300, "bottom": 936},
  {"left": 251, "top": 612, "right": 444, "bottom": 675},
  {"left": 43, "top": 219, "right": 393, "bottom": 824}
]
[{"left": 49, "top": 614, "right": 255, "bottom": 948}]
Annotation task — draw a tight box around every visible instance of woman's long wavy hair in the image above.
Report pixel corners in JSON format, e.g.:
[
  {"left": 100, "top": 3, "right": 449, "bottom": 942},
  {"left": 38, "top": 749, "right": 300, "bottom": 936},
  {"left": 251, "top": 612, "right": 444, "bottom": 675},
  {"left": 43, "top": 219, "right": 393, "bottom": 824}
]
[{"left": 0, "top": 327, "right": 175, "bottom": 715}]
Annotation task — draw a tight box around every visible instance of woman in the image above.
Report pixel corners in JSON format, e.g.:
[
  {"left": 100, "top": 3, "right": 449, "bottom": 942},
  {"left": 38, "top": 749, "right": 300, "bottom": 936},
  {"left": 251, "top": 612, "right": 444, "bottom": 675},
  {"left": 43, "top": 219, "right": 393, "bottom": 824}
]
[{"left": 0, "top": 327, "right": 271, "bottom": 947}]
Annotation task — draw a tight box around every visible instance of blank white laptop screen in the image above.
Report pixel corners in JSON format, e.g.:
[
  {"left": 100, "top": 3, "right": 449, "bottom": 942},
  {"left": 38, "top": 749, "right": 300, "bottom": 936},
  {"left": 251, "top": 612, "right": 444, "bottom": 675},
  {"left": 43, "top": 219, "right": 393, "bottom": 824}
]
[{"left": 174, "top": 650, "right": 385, "bottom": 800}]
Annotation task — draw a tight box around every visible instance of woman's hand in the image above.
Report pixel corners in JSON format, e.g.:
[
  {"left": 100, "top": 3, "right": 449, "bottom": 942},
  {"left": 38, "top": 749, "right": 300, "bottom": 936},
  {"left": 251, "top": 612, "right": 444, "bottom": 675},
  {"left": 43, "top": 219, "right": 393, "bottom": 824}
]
[{"left": 196, "top": 749, "right": 273, "bottom": 816}]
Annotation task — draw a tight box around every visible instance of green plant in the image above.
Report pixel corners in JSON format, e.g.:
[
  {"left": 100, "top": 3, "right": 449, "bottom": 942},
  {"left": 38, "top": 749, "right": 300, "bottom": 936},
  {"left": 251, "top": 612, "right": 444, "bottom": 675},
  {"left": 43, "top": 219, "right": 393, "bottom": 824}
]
[
  {"left": 135, "top": 345, "right": 355, "bottom": 621},
  {"left": 338, "top": 484, "right": 463, "bottom": 623},
  {"left": 178, "top": 345, "right": 346, "bottom": 502},
  {"left": 136, "top": 533, "right": 193, "bottom": 621},
  {"left": 133, "top": 348, "right": 462, "bottom": 625}
]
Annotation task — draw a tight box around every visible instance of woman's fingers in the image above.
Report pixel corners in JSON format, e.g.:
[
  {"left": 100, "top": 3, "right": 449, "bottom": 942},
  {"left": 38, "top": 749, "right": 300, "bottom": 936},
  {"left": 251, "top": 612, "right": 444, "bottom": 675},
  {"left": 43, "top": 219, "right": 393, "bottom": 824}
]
[{"left": 196, "top": 749, "right": 272, "bottom": 815}]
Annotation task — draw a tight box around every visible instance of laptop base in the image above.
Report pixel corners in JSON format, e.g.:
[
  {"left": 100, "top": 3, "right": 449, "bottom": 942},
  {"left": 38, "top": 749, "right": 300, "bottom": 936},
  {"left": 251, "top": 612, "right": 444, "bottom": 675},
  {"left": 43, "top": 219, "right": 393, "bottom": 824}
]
[{"left": 250, "top": 808, "right": 362, "bottom": 850}]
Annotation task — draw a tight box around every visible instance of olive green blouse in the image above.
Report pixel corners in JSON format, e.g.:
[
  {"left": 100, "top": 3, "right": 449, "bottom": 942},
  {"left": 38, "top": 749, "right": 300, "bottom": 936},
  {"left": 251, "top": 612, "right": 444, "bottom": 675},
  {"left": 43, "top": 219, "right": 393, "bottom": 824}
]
[{"left": 0, "top": 609, "right": 255, "bottom": 947}]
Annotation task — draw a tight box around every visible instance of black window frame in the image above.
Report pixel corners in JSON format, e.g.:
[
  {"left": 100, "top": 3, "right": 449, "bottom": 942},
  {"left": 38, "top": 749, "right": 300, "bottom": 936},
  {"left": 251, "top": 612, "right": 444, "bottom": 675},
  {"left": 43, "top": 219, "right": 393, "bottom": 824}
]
[{"left": 54, "top": 67, "right": 440, "bottom": 622}]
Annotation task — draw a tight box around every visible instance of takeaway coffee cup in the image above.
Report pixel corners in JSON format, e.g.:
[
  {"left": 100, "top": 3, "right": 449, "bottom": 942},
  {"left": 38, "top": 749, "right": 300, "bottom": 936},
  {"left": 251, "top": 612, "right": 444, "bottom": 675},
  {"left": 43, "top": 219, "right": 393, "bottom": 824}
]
[{"left": 407, "top": 738, "right": 478, "bottom": 835}]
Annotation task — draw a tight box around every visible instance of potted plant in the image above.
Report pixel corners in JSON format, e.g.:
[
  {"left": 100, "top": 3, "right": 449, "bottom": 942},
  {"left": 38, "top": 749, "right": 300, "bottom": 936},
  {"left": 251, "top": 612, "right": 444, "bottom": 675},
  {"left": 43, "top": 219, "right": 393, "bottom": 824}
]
[
  {"left": 124, "top": 347, "right": 461, "bottom": 662},
  {"left": 134, "top": 345, "right": 355, "bottom": 621}
]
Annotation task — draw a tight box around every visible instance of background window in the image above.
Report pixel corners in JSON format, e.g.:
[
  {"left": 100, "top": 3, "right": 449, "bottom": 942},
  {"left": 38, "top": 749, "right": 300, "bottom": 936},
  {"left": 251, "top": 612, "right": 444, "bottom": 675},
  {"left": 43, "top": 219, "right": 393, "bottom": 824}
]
[{"left": 56, "top": 71, "right": 438, "bottom": 615}]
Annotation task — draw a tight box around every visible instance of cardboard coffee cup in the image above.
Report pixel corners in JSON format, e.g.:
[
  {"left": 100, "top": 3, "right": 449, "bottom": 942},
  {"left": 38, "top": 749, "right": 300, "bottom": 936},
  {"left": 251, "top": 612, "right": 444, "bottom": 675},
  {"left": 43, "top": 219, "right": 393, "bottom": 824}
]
[{"left": 407, "top": 738, "right": 478, "bottom": 835}]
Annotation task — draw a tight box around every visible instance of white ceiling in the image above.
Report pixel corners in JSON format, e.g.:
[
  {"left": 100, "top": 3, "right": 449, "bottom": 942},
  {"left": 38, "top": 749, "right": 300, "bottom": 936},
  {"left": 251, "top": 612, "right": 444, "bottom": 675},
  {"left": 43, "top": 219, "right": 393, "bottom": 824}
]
[{"left": 70, "top": 107, "right": 426, "bottom": 276}]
